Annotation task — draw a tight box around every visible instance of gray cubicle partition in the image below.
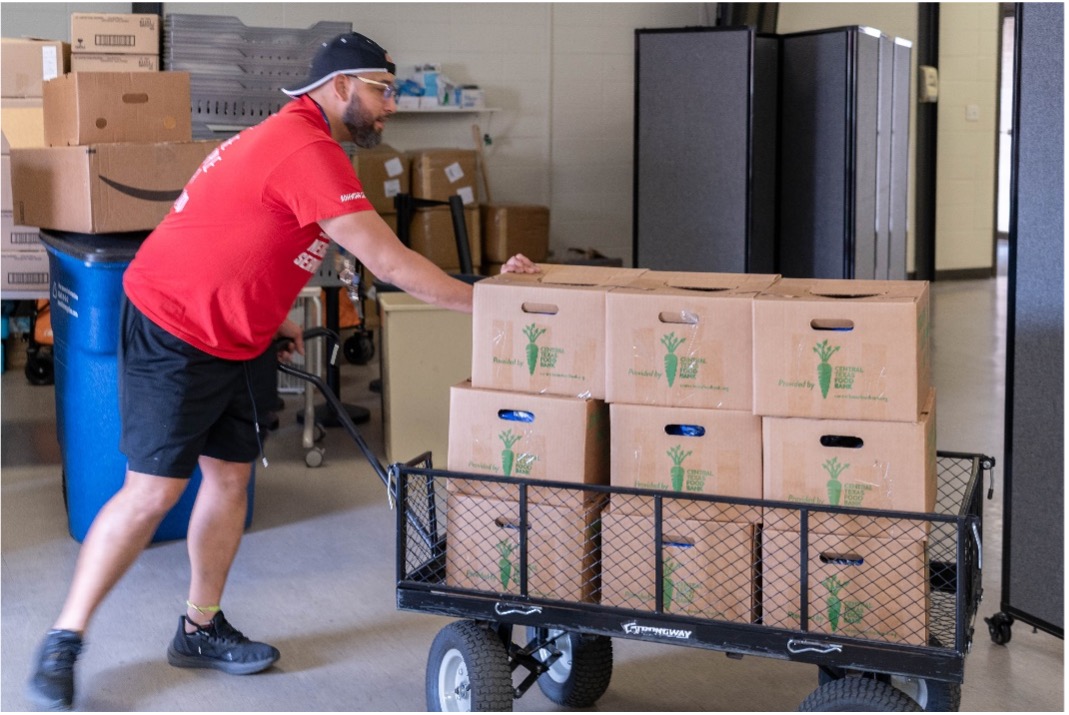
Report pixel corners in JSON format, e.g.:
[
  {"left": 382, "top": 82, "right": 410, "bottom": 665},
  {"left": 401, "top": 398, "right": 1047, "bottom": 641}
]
[
  {"left": 987, "top": 1, "right": 1064, "bottom": 644},
  {"left": 633, "top": 27, "right": 777, "bottom": 273}
]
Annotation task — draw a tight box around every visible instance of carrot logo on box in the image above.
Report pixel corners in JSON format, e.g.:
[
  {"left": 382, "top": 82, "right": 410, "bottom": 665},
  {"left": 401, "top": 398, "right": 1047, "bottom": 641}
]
[
  {"left": 661, "top": 333, "right": 685, "bottom": 387},
  {"left": 499, "top": 430, "right": 522, "bottom": 476},
  {"left": 523, "top": 324, "right": 546, "bottom": 375},
  {"left": 666, "top": 445, "right": 692, "bottom": 492},
  {"left": 823, "top": 457, "right": 849, "bottom": 505},
  {"left": 813, "top": 340, "right": 840, "bottom": 398}
]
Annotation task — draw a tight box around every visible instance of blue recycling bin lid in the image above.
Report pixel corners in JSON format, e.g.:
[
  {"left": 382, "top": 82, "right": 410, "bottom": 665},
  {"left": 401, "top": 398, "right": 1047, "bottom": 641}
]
[{"left": 39, "top": 229, "right": 151, "bottom": 264}]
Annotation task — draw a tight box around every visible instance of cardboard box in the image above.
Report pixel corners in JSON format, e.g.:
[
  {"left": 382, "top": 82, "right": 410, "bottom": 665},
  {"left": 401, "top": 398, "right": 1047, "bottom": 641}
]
[
  {"left": 447, "top": 381, "right": 609, "bottom": 505},
  {"left": 44, "top": 72, "right": 192, "bottom": 147},
  {"left": 1, "top": 100, "right": 45, "bottom": 154},
  {"left": 481, "top": 204, "right": 550, "bottom": 263},
  {"left": 752, "top": 278, "right": 932, "bottom": 422},
  {"left": 1, "top": 39, "right": 70, "bottom": 98},
  {"left": 10, "top": 140, "right": 220, "bottom": 233},
  {"left": 762, "top": 388, "right": 937, "bottom": 539},
  {"left": 609, "top": 403, "right": 763, "bottom": 523},
  {"left": 761, "top": 528, "right": 928, "bottom": 645},
  {"left": 600, "top": 511, "right": 756, "bottom": 622},
  {"left": 71, "top": 13, "right": 160, "bottom": 55},
  {"left": 445, "top": 492, "right": 604, "bottom": 602},
  {"left": 1, "top": 249, "right": 49, "bottom": 292},
  {"left": 351, "top": 143, "right": 408, "bottom": 214},
  {"left": 407, "top": 206, "right": 482, "bottom": 270},
  {"left": 1, "top": 212, "right": 43, "bottom": 252},
  {"left": 606, "top": 271, "right": 780, "bottom": 410},
  {"left": 471, "top": 264, "right": 646, "bottom": 399},
  {"left": 71, "top": 54, "right": 159, "bottom": 73},
  {"left": 409, "top": 148, "right": 478, "bottom": 205}
]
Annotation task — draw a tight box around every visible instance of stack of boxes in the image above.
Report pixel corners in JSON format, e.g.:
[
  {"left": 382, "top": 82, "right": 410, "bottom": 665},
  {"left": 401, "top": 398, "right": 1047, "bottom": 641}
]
[
  {"left": 440, "top": 265, "right": 936, "bottom": 644},
  {"left": 599, "top": 271, "right": 778, "bottom": 622},
  {"left": 70, "top": 12, "right": 160, "bottom": 73},
  {"left": 405, "top": 148, "right": 481, "bottom": 272},
  {"left": 753, "top": 278, "right": 935, "bottom": 645},
  {"left": 1, "top": 37, "right": 68, "bottom": 293},
  {"left": 445, "top": 264, "right": 643, "bottom": 601}
]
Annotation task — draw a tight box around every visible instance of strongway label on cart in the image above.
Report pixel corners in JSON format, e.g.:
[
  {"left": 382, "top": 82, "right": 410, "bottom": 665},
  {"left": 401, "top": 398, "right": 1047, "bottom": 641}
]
[{"left": 621, "top": 620, "right": 693, "bottom": 640}]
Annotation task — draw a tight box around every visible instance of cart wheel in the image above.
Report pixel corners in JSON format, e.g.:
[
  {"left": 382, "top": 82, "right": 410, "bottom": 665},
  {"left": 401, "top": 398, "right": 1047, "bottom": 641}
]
[
  {"left": 25, "top": 351, "right": 54, "bottom": 386},
  {"left": 800, "top": 677, "right": 922, "bottom": 711},
  {"left": 984, "top": 612, "right": 1013, "bottom": 645},
  {"left": 426, "top": 621, "right": 513, "bottom": 712},
  {"left": 305, "top": 448, "right": 325, "bottom": 468},
  {"left": 344, "top": 331, "right": 374, "bottom": 365},
  {"left": 525, "top": 627, "right": 613, "bottom": 707}
]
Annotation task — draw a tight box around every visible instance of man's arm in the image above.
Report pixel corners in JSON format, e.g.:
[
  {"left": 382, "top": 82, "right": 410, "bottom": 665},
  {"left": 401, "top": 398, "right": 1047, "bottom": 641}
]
[{"left": 319, "top": 210, "right": 475, "bottom": 312}]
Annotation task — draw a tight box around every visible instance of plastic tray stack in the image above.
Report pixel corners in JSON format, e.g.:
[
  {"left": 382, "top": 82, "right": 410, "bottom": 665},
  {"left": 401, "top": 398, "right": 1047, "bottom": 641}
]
[{"left": 163, "top": 14, "right": 351, "bottom": 138}]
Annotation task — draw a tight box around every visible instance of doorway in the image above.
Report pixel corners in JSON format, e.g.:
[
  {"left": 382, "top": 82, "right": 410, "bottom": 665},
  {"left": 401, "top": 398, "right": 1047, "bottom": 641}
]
[{"left": 997, "top": 4, "right": 1015, "bottom": 242}]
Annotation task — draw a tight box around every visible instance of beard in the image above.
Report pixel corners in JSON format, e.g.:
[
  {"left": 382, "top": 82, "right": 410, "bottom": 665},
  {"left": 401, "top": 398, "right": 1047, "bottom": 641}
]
[{"left": 343, "top": 94, "right": 384, "bottom": 149}]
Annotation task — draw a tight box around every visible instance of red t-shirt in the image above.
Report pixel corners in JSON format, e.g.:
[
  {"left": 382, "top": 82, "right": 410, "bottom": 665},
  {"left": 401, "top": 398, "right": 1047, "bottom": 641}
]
[{"left": 123, "top": 95, "right": 374, "bottom": 360}]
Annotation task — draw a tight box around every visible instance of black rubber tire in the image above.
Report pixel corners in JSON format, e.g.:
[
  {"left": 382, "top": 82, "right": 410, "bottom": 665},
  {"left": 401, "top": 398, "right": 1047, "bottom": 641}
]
[
  {"left": 426, "top": 621, "right": 513, "bottom": 712},
  {"left": 800, "top": 677, "right": 922, "bottom": 711},
  {"left": 525, "top": 627, "right": 613, "bottom": 707},
  {"left": 344, "top": 332, "right": 375, "bottom": 365},
  {"left": 985, "top": 612, "right": 1014, "bottom": 645},
  {"left": 25, "top": 353, "right": 54, "bottom": 386}
]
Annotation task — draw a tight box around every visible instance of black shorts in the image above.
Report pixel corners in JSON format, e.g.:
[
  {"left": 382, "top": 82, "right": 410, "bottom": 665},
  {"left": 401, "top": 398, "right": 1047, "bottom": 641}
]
[{"left": 118, "top": 294, "right": 278, "bottom": 477}]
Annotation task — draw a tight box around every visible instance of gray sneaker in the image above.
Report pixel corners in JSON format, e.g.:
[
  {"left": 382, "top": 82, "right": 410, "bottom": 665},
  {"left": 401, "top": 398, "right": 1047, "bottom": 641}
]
[
  {"left": 166, "top": 611, "right": 279, "bottom": 675},
  {"left": 27, "top": 629, "right": 82, "bottom": 711}
]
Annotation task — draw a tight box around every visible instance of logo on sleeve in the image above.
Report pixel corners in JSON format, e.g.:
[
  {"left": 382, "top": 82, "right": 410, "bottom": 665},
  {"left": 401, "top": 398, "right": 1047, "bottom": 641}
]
[{"left": 340, "top": 191, "right": 366, "bottom": 202}]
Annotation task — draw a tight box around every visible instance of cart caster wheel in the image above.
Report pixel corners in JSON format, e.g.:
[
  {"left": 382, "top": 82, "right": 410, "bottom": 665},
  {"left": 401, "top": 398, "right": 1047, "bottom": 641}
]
[
  {"left": 525, "top": 627, "right": 612, "bottom": 707},
  {"left": 25, "top": 353, "right": 54, "bottom": 385},
  {"left": 305, "top": 448, "right": 325, "bottom": 468},
  {"left": 800, "top": 677, "right": 922, "bottom": 711},
  {"left": 985, "top": 612, "right": 1014, "bottom": 645},
  {"left": 426, "top": 621, "right": 513, "bottom": 712},
  {"left": 344, "top": 331, "right": 374, "bottom": 365}
]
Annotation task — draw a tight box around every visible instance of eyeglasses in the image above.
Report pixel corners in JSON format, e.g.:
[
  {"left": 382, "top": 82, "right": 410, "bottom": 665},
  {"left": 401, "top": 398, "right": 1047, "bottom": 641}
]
[{"left": 352, "top": 75, "right": 400, "bottom": 101}]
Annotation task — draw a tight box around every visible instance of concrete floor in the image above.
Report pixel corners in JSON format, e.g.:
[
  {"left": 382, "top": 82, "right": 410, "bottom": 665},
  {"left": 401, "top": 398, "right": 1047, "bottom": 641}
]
[{"left": 1, "top": 246, "right": 1063, "bottom": 711}]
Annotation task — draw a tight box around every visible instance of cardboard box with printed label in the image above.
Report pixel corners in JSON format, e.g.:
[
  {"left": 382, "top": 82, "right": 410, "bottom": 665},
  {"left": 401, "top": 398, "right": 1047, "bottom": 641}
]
[
  {"left": 409, "top": 148, "right": 477, "bottom": 205},
  {"left": 761, "top": 528, "right": 928, "bottom": 645},
  {"left": 600, "top": 511, "right": 756, "bottom": 622},
  {"left": 1, "top": 249, "right": 49, "bottom": 292},
  {"left": 445, "top": 492, "right": 604, "bottom": 602},
  {"left": 447, "top": 381, "right": 609, "bottom": 506},
  {"left": 480, "top": 204, "right": 550, "bottom": 263},
  {"left": 752, "top": 278, "right": 931, "bottom": 422},
  {"left": 351, "top": 143, "right": 409, "bottom": 214},
  {"left": 408, "top": 206, "right": 481, "bottom": 271},
  {"left": 43, "top": 72, "right": 191, "bottom": 147},
  {"left": 606, "top": 271, "right": 780, "bottom": 410},
  {"left": 10, "top": 140, "right": 220, "bottom": 233},
  {"left": 71, "top": 13, "right": 160, "bottom": 55},
  {"left": 471, "top": 264, "right": 646, "bottom": 399},
  {"left": 1, "top": 39, "right": 70, "bottom": 98},
  {"left": 2, "top": 212, "right": 43, "bottom": 252},
  {"left": 762, "top": 388, "right": 936, "bottom": 539},
  {"left": 609, "top": 403, "right": 762, "bottom": 523},
  {"left": 71, "top": 54, "right": 159, "bottom": 73}
]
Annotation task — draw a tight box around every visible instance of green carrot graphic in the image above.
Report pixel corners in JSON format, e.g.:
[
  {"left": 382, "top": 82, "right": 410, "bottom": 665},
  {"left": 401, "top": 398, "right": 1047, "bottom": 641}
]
[
  {"left": 499, "top": 430, "right": 521, "bottom": 476},
  {"left": 822, "top": 575, "right": 849, "bottom": 631},
  {"left": 813, "top": 340, "right": 840, "bottom": 398},
  {"left": 823, "top": 457, "right": 849, "bottom": 506},
  {"left": 661, "top": 333, "right": 686, "bottom": 387},
  {"left": 523, "top": 324, "right": 547, "bottom": 375},
  {"left": 667, "top": 445, "right": 692, "bottom": 492},
  {"left": 496, "top": 540, "right": 515, "bottom": 590},
  {"left": 663, "top": 558, "right": 680, "bottom": 609}
]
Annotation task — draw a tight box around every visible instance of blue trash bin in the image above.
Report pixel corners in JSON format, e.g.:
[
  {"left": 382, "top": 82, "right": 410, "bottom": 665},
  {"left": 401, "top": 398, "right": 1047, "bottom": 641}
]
[{"left": 40, "top": 230, "right": 254, "bottom": 543}]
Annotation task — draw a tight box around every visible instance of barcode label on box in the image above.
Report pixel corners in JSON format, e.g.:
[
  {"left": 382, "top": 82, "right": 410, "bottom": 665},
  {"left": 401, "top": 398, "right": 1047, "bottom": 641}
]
[
  {"left": 94, "top": 34, "right": 136, "bottom": 48},
  {"left": 7, "top": 271, "right": 48, "bottom": 285},
  {"left": 10, "top": 231, "right": 40, "bottom": 247}
]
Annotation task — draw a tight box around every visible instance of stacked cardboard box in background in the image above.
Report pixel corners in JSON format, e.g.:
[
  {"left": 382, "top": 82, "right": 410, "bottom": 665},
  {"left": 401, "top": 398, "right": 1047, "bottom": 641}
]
[
  {"left": 753, "top": 278, "right": 935, "bottom": 645},
  {"left": 404, "top": 149, "right": 481, "bottom": 271},
  {"left": 480, "top": 203, "right": 550, "bottom": 276},
  {"left": 1, "top": 37, "right": 67, "bottom": 294},
  {"left": 599, "top": 271, "right": 777, "bottom": 621},
  {"left": 70, "top": 12, "right": 160, "bottom": 73},
  {"left": 10, "top": 70, "right": 218, "bottom": 234}
]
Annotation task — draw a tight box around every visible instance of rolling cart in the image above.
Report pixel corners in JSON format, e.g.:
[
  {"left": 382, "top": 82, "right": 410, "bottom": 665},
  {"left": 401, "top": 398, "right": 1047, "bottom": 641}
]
[{"left": 280, "top": 349, "right": 992, "bottom": 712}]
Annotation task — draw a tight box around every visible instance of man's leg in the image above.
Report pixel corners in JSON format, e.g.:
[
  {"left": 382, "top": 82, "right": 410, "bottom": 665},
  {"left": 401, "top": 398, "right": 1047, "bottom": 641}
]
[
  {"left": 184, "top": 455, "right": 252, "bottom": 626},
  {"left": 165, "top": 455, "right": 279, "bottom": 675},
  {"left": 53, "top": 471, "right": 189, "bottom": 633}
]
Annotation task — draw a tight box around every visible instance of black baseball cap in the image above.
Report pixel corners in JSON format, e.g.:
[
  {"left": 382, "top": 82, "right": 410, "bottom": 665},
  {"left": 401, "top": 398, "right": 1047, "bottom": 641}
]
[{"left": 283, "top": 32, "right": 396, "bottom": 97}]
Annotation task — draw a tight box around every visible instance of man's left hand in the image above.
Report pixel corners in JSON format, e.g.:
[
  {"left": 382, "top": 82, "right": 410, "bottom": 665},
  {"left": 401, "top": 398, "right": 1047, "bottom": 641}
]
[
  {"left": 500, "top": 254, "right": 540, "bottom": 274},
  {"left": 276, "top": 318, "right": 305, "bottom": 362}
]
